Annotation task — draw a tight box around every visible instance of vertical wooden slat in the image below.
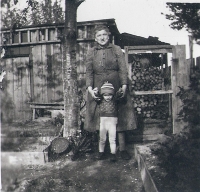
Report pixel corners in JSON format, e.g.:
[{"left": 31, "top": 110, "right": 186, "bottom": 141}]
[
  {"left": 124, "top": 46, "right": 131, "bottom": 80},
  {"left": 32, "top": 45, "right": 43, "bottom": 102},
  {"left": 196, "top": 56, "right": 200, "bottom": 69},
  {"left": 53, "top": 43, "right": 63, "bottom": 101},
  {"left": 46, "top": 44, "right": 52, "bottom": 102},
  {"left": 18, "top": 31, "right": 21, "bottom": 43},
  {"left": 36, "top": 29, "right": 39, "bottom": 42},
  {"left": 84, "top": 26, "right": 87, "bottom": 39},
  {"left": 10, "top": 32, "right": 13, "bottom": 44},
  {"left": 27, "top": 30, "right": 30, "bottom": 42},
  {"left": 50, "top": 44, "right": 56, "bottom": 101},
  {"left": 41, "top": 45, "right": 48, "bottom": 102},
  {"left": 29, "top": 46, "right": 34, "bottom": 100},
  {"left": 54, "top": 27, "right": 58, "bottom": 41},
  {"left": 172, "top": 45, "right": 189, "bottom": 134},
  {"left": 13, "top": 58, "right": 20, "bottom": 120},
  {"left": 189, "top": 35, "right": 194, "bottom": 72},
  {"left": 3, "top": 58, "right": 15, "bottom": 121},
  {"left": 21, "top": 57, "right": 32, "bottom": 120},
  {"left": 45, "top": 28, "right": 48, "bottom": 41}
]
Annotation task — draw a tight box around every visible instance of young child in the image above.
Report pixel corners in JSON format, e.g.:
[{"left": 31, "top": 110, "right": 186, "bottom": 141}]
[{"left": 97, "top": 82, "right": 119, "bottom": 162}]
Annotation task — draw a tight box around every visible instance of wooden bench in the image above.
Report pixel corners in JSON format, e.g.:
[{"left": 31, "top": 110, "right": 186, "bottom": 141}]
[{"left": 29, "top": 102, "right": 64, "bottom": 120}]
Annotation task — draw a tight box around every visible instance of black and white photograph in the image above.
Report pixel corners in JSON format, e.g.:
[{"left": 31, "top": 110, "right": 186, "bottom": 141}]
[{"left": 1, "top": 0, "right": 200, "bottom": 191}]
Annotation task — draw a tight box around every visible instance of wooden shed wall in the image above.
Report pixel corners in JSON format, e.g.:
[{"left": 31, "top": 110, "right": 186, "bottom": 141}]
[
  {"left": 1, "top": 20, "right": 118, "bottom": 122},
  {"left": 2, "top": 57, "right": 32, "bottom": 122},
  {"left": 30, "top": 43, "right": 63, "bottom": 103}
]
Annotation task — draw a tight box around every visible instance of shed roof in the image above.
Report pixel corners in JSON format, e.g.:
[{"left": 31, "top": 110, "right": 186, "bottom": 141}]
[{"left": 116, "top": 32, "right": 170, "bottom": 49}]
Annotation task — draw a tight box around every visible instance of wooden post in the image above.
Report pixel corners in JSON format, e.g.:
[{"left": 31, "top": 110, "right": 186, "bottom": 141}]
[
  {"left": 172, "top": 45, "right": 189, "bottom": 134},
  {"left": 196, "top": 56, "right": 200, "bottom": 69},
  {"left": 124, "top": 46, "right": 131, "bottom": 80},
  {"left": 189, "top": 36, "right": 194, "bottom": 73}
]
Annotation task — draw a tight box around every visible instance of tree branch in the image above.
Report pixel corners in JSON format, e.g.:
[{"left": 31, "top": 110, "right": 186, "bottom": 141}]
[{"left": 75, "top": 0, "right": 85, "bottom": 7}]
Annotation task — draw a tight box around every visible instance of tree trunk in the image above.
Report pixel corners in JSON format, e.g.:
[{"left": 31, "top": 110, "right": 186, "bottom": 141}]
[{"left": 62, "top": 0, "right": 84, "bottom": 137}]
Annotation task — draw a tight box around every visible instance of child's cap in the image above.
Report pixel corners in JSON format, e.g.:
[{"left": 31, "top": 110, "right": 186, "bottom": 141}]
[{"left": 101, "top": 82, "right": 115, "bottom": 95}]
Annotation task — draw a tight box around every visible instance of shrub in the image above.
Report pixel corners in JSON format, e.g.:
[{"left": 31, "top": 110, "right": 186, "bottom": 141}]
[{"left": 150, "top": 68, "right": 200, "bottom": 192}]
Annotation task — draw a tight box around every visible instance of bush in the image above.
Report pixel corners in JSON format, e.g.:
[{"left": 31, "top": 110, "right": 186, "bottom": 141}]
[
  {"left": 150, "top": 68, "right": 200, "bottom": 192},
  {"left": 150, "top": 132, "right": 200, "bottom": 192}
]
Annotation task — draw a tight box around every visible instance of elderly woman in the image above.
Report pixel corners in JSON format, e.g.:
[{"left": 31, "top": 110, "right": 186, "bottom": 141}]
[{"left": 84, "top": 25, "right": 137, "bottom": 160}]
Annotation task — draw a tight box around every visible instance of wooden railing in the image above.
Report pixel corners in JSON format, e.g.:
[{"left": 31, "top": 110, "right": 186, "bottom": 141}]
[{"left": 1, "top": 19, "right": 118, "bottom": 47}]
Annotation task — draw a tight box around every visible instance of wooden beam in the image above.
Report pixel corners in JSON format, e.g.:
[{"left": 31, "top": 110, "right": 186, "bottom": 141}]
[
  {"left": 128, "top": 49, "right": 172, "bottom": 54},
  {"left": 125, "top": 45, "right": 173, "bottom": 50},
  {"left": 134, "top": 90, "right": 173, "bottom": 95}
]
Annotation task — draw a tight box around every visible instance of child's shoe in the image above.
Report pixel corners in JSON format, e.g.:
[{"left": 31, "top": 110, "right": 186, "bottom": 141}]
[{"left": 110, "top": 153, "right": 117, "bottom": 162}]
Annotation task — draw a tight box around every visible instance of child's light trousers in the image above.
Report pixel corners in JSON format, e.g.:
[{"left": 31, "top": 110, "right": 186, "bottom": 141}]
[{"left": 99, "top": 117, "right": 118, "bottom": 154}]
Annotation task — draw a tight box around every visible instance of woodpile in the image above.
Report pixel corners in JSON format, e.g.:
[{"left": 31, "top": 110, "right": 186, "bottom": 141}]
[
  {"left": 131, "top": 63, "right": 169, "bottom": 119},
  {"left": 131, "top": 66, "right": 163, "bottom": 91}
]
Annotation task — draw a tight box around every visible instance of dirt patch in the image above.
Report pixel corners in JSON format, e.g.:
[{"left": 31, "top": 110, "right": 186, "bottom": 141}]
[
  {"left": 2, "top": 148, "right": 145, "bottom": 192},
  {"left": 1, "top": 120, "right": 145, "bottom": 192}
]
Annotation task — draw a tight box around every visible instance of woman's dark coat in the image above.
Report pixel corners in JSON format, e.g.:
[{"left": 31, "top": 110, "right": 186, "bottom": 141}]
[{"left": 84, "top": 43, "right": 137, "bottom": 132}]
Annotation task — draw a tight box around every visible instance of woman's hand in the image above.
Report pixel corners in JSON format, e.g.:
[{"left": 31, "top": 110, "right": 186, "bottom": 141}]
[
  {"left": 120, "top": 85, "right": 127, "bottom": 98},
  {"left": 88, "top": 86, "right": 101, "bottom": 101}
]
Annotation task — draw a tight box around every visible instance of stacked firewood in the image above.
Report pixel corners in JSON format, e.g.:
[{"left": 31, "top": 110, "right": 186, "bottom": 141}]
[
  {"left": 131, "top": 66, "right": 163, "bottom": 91},
  {"left": 131, "top": 64, "right": 167, "bottom": 118}
]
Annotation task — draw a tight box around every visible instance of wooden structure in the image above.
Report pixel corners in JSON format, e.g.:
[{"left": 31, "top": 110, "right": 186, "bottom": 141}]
[
  {"left": 125, "top": 45, "right": 190, "bottom": 134},
  {"left": 29, "top": 102, "right": 64, "bottom": 120},
  {"left": 0, "top": 19, "right": 119, "bottom": 122},
  {"left": 0, "top": 19, "right": 169, "bottom": 123}
]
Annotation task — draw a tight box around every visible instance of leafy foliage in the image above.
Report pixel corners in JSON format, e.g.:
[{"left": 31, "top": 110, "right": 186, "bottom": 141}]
[
  {"left": 151, "top": 133, "right": 200, "bottom": 192},
  {"left": 150, "top": 68, "right": 200, "bottom": 191},
  {"left": 178, "top": 69, "right": 200, "bottom": 129},
  {"left": 1, "top": 0, "right": 64, "bottom": 28},
  {"left": 164, "top": 3, "right": 200, "bottom": 40}
]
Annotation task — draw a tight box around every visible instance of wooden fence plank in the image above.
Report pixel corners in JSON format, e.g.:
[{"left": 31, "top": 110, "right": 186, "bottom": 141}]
[
  {"left": 3, "top": 58, "right": 15, "bottom": 122},
  {"left": 172, "top": 45, "right": 189, "bottom": 134},
  {"left": 13, "top": 58, "right": 20, "bottom": 120},
  {"left": 46, "top": 44, "right": 53, "bottom": 102},
  {"left": 32, "top": 45, "right": 43, "bottom": 102},
  {"left": 53, "top": 43, "right": 63, "bottom": 101},
  {"left": 22, "top": 57, "right": 32, "bottom": 120},
  {"left": 135, "top": 90, "right": 173, "bottom": 95},
  {"left": 41, "top": 44, "right": 48, "bottom": 102}
]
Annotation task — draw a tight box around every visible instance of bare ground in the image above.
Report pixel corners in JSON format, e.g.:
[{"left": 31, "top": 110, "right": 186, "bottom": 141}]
[{"left": 1, "top": 119, "right": 145, "bottom": 192}]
